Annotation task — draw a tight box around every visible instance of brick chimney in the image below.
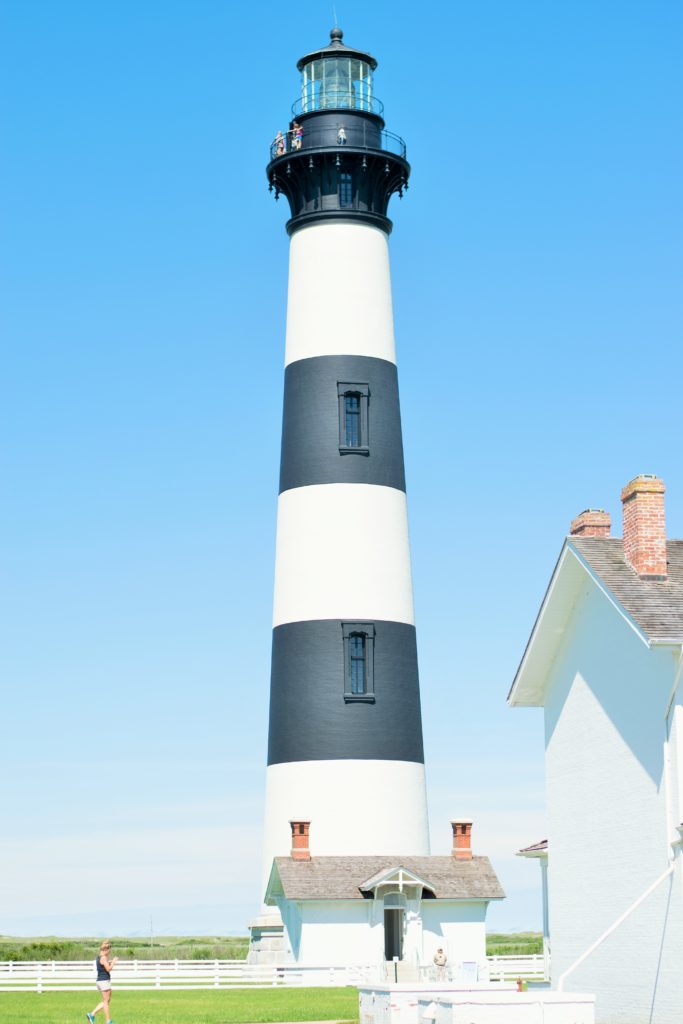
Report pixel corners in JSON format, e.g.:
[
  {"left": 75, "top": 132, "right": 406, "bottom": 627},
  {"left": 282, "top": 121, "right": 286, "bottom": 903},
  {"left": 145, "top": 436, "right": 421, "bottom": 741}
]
[
  {"left": 289, "top": 820, "right": 311, "bottom": 861},
  {"left": 569, "top": 509, "right": 611, "bottom": 538},
  {"left": 451, "top": 819, "right": 473, "bottom": 860},
  {"left": 621, "top": 475, "right": 667, "bottom": 579}
]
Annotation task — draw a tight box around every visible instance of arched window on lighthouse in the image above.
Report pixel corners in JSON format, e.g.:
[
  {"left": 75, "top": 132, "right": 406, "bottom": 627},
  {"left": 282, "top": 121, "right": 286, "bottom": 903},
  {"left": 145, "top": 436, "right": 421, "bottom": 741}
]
[
  {"left": 342, "top": 622, "right": 375, "bottom": 702},
  {"left": 337, "top": 382, "right": 369, "bottom": 455}
]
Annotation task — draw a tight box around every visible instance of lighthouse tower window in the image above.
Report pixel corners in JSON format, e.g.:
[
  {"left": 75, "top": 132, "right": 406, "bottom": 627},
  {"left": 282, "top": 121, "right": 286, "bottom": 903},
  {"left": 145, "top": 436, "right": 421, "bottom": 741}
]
[
  {"left": 345, "top": 393, "right": 361, "bottom": 446},
  {"left": 337, "top": 382, "right": 369, "bottom": 454},
  {"left": 339, "top": 172, "right": 354, "bottom": 208},
  {"left": 349, "top": 633, "right": 365, "bottom": 692},
  {"left": 342, "top": 622, "right": 375, "bottom": 702}
]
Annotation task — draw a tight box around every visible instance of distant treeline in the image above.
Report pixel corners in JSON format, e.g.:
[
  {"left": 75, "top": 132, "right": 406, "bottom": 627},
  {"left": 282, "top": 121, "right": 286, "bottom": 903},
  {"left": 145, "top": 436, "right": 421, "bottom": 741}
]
[
  {"left": 0, "top": 935, "right": 250, "bottom": 962},
  {"left": 0, "top": 932, "right": 541, "bottom": 961}
]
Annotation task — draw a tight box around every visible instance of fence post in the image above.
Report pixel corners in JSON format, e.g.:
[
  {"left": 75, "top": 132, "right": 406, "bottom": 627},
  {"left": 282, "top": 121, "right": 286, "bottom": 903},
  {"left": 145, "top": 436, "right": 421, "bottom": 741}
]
[
  {"left": 155, "top": 962, "right": 161, "bottom": 989},
  {"left": 134, "top": 958, "right": 138, "bottom": 973},
  {"left": 37, "top": 964, "right": 43, "bottom": 994},
  {"left": 214, "top": 958, "right": 220, "bottom": 988}
]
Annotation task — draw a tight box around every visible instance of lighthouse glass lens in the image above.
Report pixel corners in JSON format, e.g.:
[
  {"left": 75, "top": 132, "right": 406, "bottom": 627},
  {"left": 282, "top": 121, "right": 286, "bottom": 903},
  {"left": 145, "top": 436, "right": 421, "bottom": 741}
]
[{"left": 302, "top": 59, "right": 373, "bottom": 112}]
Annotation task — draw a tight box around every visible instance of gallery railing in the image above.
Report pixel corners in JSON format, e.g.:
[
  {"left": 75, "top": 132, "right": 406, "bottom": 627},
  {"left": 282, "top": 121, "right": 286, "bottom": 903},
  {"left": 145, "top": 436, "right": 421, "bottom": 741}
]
[{"left": 269, "top": 125, "right": 406, "bottom": 162}]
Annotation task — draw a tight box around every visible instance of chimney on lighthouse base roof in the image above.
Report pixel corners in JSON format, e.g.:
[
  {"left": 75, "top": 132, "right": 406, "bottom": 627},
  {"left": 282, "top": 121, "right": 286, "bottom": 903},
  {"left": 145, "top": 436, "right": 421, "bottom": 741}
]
[
  {"left": 289, "top": 820, "right": 311, "bottom": 861},
  {"left": 451, "top": 819, "right": 473, "bottom": 860}
]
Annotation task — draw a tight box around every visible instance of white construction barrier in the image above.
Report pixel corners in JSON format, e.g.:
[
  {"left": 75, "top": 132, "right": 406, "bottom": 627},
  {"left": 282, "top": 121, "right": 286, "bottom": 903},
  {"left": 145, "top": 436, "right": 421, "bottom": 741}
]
[{"left": 359, "top": 983, "right": 595, "bottom": 1024}]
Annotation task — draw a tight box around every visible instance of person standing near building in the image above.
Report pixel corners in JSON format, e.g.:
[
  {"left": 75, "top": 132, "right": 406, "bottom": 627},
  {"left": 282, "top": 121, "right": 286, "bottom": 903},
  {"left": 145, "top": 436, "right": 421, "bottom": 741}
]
[
  {"left": 433, "top": 947, "right": 447, "bottom": 980},
  {"left": 86, "top": 940, "right": 118, "bottom": 1024}
]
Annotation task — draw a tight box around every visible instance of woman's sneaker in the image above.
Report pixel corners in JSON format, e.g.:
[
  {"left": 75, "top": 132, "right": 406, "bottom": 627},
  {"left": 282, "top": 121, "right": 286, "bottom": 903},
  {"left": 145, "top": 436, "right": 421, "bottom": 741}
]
[{"left": 86, "top": 1014, "right": 95, "bottom": 1024}]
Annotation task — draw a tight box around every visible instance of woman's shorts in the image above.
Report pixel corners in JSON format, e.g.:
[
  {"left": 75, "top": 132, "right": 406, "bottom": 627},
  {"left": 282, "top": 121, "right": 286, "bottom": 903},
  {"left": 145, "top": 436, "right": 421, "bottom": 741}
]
[{"left": 96, "top": 981, "right": 112, "bottom": 992}]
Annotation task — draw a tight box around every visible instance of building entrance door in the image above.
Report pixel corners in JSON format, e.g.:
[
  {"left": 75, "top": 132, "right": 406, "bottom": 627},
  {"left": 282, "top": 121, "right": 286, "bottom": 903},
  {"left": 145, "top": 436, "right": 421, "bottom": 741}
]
[{"left": 384, "top": 908, "right": 404, "bottom": 961}]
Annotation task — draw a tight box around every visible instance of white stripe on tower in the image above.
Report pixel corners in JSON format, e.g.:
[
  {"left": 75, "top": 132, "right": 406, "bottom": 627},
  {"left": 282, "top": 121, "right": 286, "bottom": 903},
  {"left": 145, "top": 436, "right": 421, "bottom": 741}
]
[
  {"left": 273, "top": 483, "right": 414, "bottom": 626},
  {"left": 284, "top": 223, "right": 396, "bottom": 366}
]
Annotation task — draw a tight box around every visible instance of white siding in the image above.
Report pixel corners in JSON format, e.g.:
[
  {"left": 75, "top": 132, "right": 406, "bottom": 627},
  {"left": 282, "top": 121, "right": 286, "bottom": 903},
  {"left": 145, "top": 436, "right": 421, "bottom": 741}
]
[
  {"left": 543, "top": 579, "right": 683, "bottom": 1024},
  {"left": 277, "top": 898, "right": 489, "bottom": 969},
  {"left": 420, "top": 900, "right": 488, "bottom": 974},
  {"left": 290, "top": 901, "right": 382, "bottom": 965}
]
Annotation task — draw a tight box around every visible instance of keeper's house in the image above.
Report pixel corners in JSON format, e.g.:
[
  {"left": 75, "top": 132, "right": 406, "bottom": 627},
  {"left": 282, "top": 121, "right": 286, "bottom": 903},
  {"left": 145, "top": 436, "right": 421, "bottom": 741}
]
[
  {"left": 510, "top": 475, "right": 683, "bottom": 1024},
  {"left": 263, "top": 819, "right": 504, "bottom": 972}
]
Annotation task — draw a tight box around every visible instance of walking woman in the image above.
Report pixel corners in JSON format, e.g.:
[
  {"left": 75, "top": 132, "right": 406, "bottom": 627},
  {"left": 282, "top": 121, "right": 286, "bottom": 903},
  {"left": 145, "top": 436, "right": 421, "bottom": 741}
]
[{"left": 86, "top": 940, "right": 119, "bottom": 1024}]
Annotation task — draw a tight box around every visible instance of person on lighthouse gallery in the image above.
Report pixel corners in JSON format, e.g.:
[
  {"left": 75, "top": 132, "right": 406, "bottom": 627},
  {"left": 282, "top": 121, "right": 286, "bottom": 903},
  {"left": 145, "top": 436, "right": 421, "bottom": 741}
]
[{"left": 86, "top": 939, "right": 119, "bottom": 1024}]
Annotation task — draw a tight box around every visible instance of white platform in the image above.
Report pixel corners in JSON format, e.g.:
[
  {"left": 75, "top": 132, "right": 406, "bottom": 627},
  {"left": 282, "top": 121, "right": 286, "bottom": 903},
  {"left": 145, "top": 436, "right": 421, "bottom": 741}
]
[{"left": 358, "top": 983, "right": 595, "bottom": 1024}]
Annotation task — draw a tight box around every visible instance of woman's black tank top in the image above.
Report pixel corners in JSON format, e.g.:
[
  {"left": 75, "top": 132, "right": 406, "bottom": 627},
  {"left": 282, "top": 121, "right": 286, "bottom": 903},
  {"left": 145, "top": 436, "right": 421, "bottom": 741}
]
[{"left": 96, "top": 955, "right": 111, "bottom": 981}]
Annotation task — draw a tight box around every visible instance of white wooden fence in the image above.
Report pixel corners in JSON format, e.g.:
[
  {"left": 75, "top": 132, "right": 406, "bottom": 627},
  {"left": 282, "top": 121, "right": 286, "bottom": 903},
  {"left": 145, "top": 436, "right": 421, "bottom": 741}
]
[
  {"left": 486, "top": 955, "right": 547, "bottom": 982},
  {"left": 0, "top": 955, "right": 547, "bottom": 993},
  {"left": 0, "top": 959, "right": 376, "bottom": 993}
]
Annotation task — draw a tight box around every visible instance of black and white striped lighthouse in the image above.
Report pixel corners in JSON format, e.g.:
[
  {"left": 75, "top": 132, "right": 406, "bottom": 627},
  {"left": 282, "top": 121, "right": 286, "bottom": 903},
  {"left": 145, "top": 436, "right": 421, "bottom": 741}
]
[{"left": 261, "top": 28, "right": 430, "bottom": 901}]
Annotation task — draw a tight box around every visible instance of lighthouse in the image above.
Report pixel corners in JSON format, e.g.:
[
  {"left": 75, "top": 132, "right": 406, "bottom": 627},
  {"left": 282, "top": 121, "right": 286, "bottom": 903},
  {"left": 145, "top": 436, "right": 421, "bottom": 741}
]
[
  {"left": 247, "top": 28, "right": 505, "bottom": 972},
  {"left": 260, "top": 26, "right": 430, "bottom": 919}
]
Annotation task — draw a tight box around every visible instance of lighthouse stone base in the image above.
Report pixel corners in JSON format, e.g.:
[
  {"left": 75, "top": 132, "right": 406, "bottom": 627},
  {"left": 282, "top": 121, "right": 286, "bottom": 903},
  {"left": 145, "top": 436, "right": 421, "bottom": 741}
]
[{"left": 246, "top": 911, "right": 285, "bottom": 964}]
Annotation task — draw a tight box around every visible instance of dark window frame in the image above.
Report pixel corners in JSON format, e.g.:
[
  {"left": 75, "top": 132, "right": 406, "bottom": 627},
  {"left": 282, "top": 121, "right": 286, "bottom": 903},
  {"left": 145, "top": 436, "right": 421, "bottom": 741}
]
[
  {"left": 339, "top": 171, "right": 354, "bottom": 208},
  {"left": 337, "top": 382, "right": 370, "bottom": 455},
  {"left": 342, "top": 622, "right": 376, "bottom": 702}
]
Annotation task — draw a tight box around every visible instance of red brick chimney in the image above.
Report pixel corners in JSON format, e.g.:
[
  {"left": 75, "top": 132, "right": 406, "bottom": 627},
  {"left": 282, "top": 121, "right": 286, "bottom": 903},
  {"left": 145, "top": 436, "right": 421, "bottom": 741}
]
[
  {"left": 451, "top": 819, "right": 473, "bottom": 860},
  {"left": 621, "top": 475, "right": 667, "bottom": 579},
  {"left": 569, "top": 509, "right": 611, "bottom": 538},
  {"left": 289, "top": 820, "right": 311, "bottom": 861}
]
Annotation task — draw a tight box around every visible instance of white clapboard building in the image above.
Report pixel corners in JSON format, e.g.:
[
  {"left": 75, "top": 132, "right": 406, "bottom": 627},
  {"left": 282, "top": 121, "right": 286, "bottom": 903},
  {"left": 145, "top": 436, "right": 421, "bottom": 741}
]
[{"left": 509, "top": 475, "right": 683, "bottom": 1024}]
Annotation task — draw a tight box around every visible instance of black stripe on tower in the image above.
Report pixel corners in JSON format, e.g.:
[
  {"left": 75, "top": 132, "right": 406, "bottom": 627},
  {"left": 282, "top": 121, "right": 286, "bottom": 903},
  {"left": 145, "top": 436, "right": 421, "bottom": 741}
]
[
  {"left": 267, "top": 619, "right": 424, "bottom": 766},
  {"left": 280, "top": 355, "right": 406, "bottom": 494}
]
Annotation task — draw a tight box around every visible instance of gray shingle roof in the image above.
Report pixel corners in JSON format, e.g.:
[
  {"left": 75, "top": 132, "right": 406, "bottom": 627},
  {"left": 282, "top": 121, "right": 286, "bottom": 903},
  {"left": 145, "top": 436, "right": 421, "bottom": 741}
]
[
  {"left": 571, "top": 538, "right": 683, "bottom": 642},
  {"left": 270, "top": 856, "right": 504, "bottom": 901},
  {"left": 517, "top": 839, "right": 548, "bottom": 854}
]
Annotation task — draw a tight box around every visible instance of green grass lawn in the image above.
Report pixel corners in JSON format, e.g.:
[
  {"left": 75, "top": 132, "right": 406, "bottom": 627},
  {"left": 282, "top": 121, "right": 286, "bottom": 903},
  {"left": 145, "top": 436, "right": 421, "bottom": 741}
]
[{"left": 0, "top": 987, "right": 359, "bottom": 1024}]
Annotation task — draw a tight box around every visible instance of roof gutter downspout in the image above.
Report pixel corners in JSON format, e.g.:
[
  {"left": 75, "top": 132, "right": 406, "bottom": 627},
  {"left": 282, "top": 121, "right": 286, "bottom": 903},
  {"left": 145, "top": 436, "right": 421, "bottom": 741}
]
[{"left": 558, "top": 645, "right": 683, "bottom": 994}]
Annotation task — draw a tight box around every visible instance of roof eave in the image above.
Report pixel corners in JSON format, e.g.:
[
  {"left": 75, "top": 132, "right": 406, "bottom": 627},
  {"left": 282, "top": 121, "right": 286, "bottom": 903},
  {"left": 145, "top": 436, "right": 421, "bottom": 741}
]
[
  {"left": 507, "top": 541, "right": 579, "bottom": 706},
  {"left": 508, "top": 541, "right": 651, "bottom": 707},
  {"left": 283, "top": 893, "right": 504, "bottom": 902},
  {"left": 263, "top": 860, "right": 284, "bottom": 906}
]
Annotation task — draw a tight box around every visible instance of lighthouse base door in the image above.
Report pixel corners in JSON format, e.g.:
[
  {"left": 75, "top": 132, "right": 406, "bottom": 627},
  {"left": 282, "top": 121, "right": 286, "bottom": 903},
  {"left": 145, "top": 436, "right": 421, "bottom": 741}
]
[{"left": 383, "top": 908, "right": 404, "bottom": 961}]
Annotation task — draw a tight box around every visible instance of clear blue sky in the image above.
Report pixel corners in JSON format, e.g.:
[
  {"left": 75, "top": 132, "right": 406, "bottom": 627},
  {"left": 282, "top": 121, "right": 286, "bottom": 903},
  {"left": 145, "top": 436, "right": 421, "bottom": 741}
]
[{"left": 2, "top": 0, "right": 681, "bottom": 936}]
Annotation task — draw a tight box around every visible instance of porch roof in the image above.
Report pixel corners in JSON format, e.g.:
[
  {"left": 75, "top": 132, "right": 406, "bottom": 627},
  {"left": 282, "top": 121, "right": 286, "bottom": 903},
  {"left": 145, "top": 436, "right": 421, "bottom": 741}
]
[{"left": 266, "top": 855, "right": 504, "bottom": 903}]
